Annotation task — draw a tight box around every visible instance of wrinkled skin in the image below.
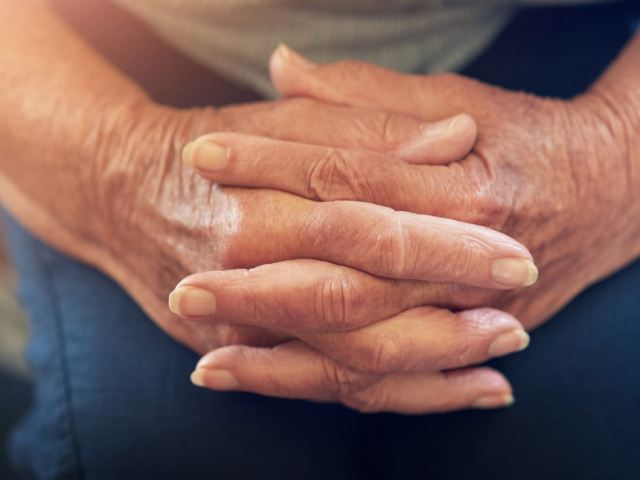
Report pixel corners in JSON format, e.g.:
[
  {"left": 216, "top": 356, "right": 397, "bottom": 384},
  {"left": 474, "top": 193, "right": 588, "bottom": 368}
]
[
  {"left": 182, "top": 42, "right": 640, "bottom": 411},
  {"left": 191, "top": 44, "right": 640, "bottom": 329},
  {"left": 0, "top": 0, "right": 535, "bottom": 413},
  {"left": 265, "top": 45, "right": 640, "bottom": 329}
]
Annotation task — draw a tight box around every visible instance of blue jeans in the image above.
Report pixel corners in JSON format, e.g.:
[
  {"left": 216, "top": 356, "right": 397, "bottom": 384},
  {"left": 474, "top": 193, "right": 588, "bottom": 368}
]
[{"left": 5, "top": 1, "right": 640, "bottom": 478}]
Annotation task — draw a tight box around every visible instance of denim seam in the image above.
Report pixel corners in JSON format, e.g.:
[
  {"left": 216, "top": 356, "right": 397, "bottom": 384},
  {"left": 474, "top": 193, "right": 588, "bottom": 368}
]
[{"left": 39, "top": 246, "right": 85, "bottom": 480}]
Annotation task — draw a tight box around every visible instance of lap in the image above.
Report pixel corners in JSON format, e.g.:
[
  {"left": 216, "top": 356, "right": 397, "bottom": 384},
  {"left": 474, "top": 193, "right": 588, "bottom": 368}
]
[
  {"left": 3, "top": 214, "right": 371, "bottom": 480},
  {"left": 5, "top": 211, "right": 640, "bottom": 479}
]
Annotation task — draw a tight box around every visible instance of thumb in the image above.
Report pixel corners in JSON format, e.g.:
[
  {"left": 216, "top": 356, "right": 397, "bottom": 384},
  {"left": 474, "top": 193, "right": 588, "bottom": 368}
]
[{"left": 269, "top": 44, "right": 467, "bottom": 122}]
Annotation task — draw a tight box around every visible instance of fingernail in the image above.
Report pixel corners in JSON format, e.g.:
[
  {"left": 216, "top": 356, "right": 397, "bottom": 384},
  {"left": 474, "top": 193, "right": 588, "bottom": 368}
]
[
  {"left": 169, "top": 286, "right": 216, "bottom": 317},
  {"left": 488, "top": 330, "right": 530, "bottom": 357},
  {"left": 420, "top": 115, "right": 461, "bottom": 137},
  {"left": 472, "top": 394, "right": 515, "bottom": 409},
  {"left": 492, "top": 258, "right": 538, "bottom": 287},
  {"left": 190, "top": 369, "right": 239, "bottom": 390},
  {"left": 278, "top": 43, "right": 317, "bottom": 71},
  {"left": 182, "top": 141, "right": 228, "bottom": 171}
]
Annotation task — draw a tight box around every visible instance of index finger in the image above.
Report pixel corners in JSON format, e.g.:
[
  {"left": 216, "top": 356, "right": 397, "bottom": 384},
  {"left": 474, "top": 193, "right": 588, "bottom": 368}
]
[
  {"left": 216, "top": 98, "right": 476, "bottom": 165},
  {"left": 215, "top": 189, "right": 536, "bottom": 289},
  {"left": 185, "top": 132, "right": 515, "bottom": 229}
]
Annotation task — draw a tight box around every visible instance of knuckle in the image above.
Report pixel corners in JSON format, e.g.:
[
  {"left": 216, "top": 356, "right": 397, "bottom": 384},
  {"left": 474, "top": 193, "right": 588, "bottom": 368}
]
[
  {"left": 459, "top": 159, "right": 513, "bottom": 229},
  {"left": 444, "top": 236, "right": 476, "bottom": 279},
  {"left": 474, "top": 182, "right": 511, "bottom": 228},
  {"left": 320, "top": 358, "right": 372, "bottom": 397},
  {"left": 361, "top": 331, "right": 404, "bottom": 374},
  {"left": 368, "top": 213, "right": 414, "bottom": 278},
  {"left": 271, "top": 98, "right": 316, "bottom": 139},
  {"left": 308, "top": 149, "right": 366, "bottom": 201},
  {"left": 376, "top": 111, "right": 402, "bottom": 146},
  {"left": 443, "top": 312, "right": 489, "bottom": 366},
  {"left": 314, "top": 272, "right": 357, "bottom": 331},
  {"left": 340, "top": 389, "right": 391, "bottom": 414}
]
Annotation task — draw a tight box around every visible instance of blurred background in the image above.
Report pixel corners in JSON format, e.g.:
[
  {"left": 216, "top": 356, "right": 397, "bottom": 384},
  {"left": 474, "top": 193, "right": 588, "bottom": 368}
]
[{"left": 0, "top": 218, "right": 32, "bottom": 480}]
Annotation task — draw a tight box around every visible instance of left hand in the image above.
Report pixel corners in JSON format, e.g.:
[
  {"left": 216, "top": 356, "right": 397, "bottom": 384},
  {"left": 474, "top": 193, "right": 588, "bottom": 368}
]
[{"left": 188, "top": 44, "right": 640, "bottom": 330}]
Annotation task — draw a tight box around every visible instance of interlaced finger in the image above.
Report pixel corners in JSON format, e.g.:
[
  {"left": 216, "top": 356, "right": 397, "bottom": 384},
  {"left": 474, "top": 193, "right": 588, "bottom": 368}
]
[{"left": 190, "top": 340, "right": 516, "bottom": 414}]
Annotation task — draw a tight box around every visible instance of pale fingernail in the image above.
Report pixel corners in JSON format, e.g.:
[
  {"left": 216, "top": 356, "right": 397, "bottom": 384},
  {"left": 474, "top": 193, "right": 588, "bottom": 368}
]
[
  {"left": 472, "top": 394, "right": 515, "bottom": 409},
  {"left": 169, "top": 286, "right": 216, "bottom": 317},
  {"left": 278, "top": 43, "right": 317, "bottom": 71},
  {"left": 190, "top": 369, "right": 239, "bottom": 390},
  {"left": 488, "top": 330, "right": 530, "bottom": 358},
  {"left": 396, "top": 115, "right": 468, "bottom": 159},
  {"left": 182, "top": 141, "right": 228, "bottom": 171},
  {"left": 420, "top": 115, "right": 461, "bottom": 137},
  {"left": 491, "top": 258, "right": 538, "bottom": 287}
]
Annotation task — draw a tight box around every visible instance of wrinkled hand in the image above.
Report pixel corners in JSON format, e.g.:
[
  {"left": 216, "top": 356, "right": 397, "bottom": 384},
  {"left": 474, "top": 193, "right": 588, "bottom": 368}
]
[
  {"left": 160, "top": 97, "right": 536, "bottom": 413},
  {"left": 172, "top": 259, "right": 531, "bottom": 413},
  {"left": 241, "top": 45, "right": 640, "bottom": 329},
  {"left": 178, "top": 44, "right": 640, "bottom": 411},
  {"left": 167, "top": 52, "right": 556, "bottom": 413},
  {"left": 0, "top": 0, "right": 536, "bottom": 414},
  {"left": 111, "top": 95, "right": 533, "bottom": 355}
]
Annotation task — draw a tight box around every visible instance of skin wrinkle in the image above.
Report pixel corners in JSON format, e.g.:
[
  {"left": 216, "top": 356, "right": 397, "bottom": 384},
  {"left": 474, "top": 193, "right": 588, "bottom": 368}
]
[
  {"left": 368, "top": 329, "right": 404, "bottom": 375},
  {"left": 279, "top": 53, "right": 638, "bottom": 330},
  {"left": 308, "top": 147, "right": 338, "bottom": 201},
  {"left": 12, "top": 0, "right": 623, "bottom": 412},
  {"left": 178, "top": 54, "right": 624, "bottom": 412},
  {"left": 451, "top": 312, "right": 489, "bottom": 365},
  {"left": 339, "top": 274, "right": 354, "bottom": 331}
]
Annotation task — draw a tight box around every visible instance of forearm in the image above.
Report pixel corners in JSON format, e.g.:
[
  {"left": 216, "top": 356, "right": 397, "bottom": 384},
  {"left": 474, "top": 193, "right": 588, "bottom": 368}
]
[
  {"left": 563, "top": 32, "right": 640, "bottom": 277},
  {"left": 0, "top": 0, "right": 141, "bottom": 246},
  {"left": 0, "top": 0, "right": 230, "bottom": 350},
  {"left": 0, "top": 0, "right": 214, "bottom": 281},
  {"left": 580, "top": 31, "right": 640, "bottom": 175}
]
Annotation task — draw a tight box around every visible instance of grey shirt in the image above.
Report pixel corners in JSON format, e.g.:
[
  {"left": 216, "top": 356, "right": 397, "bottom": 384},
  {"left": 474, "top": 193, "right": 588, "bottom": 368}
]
[{"left": 111, "top": 0, "right": 612, "bottom": 98}]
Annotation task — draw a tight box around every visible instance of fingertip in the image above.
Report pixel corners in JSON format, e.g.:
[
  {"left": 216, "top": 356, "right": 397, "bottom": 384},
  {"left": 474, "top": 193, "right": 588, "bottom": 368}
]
[
  {"left": 277, "top": 44, "right": 317, "bottom": 71},
  {"left": 487, "top": 329, "right": 530, "bottom": 358},
  {"left": 450, "top": 113, "right": 477, "bottom": 155},
  {"left": 181, "top": 140, "right": 229, "bottom": 172},
  {"left": 395, "top": 113, "right": 477, "bottom": 165},
  {"left": 168, "top": 286, "right": 217, "bottom": 318},
  {"left": 182, "top": 141, "right": 198, "bottom": 167},
  {"left": 492, "top": 258, "right": 539, "bottom": 287},
  {"left": 451, "top": 113, "right": 477, "bottom": 140},
  {"left": 190, "top": 369, "right": 240, "bottom": 391},
  {"left": 190, "top": 369, "right": 206, "bottom": 387},
  {"left": 471, "top": 393, "right": 515, "bottom": 409},
  {"left": 457, "top": 308, "right": 523, "bottom": 332},
  {"left": 269, "top": 44, "right": 287, "bottom": 79},
  {"left": 270, "top": 44, "right": 317, "bottom": 97},
  {"left": 451, "top": 367, "right": 515, "bottom": 410}
]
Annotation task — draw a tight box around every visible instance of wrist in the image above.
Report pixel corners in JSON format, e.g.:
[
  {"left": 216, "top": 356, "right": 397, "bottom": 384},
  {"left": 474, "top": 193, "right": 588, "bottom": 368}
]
[
  {"left": 566, "top": 89, "right": 638, "bottom": 191},
  {"left": 576, "top": 78, "right": 640, "bottom": 172},
  {"left": 560, "top": 88, "right": 640, "bottom": 277},
  {"left": 94, "top": 100, "right": 221, "bottom": 295}
]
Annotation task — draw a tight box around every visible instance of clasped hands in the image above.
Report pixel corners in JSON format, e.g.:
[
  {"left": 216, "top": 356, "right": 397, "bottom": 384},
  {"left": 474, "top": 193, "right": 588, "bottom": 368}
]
[{"left": 164, "top": 45, "right": 637, "bottom": 414}]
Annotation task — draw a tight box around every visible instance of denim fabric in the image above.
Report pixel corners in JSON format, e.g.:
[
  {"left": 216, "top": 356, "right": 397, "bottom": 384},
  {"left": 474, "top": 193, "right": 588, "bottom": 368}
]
[
  {"left": 4, "top": 1, "right": 640, "bottom": 479},
  {"left": 3, "top": 215, "right": 371, "bottom": 480}
]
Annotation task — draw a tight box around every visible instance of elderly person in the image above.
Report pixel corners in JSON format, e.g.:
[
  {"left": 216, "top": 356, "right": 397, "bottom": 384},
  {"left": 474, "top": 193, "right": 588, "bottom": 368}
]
[{"left": 1, "top": 0, "right": 639, "bottom": 478}]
